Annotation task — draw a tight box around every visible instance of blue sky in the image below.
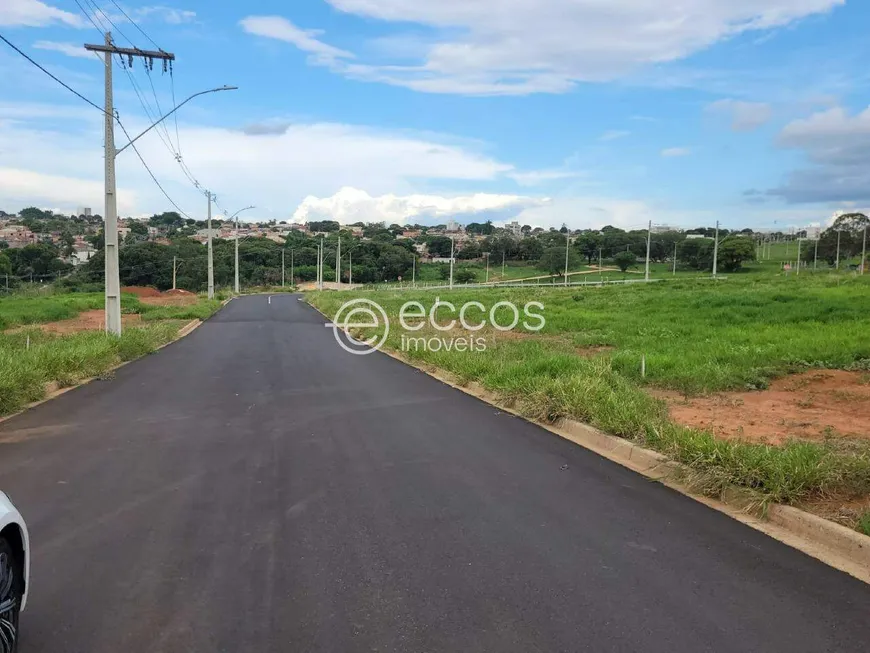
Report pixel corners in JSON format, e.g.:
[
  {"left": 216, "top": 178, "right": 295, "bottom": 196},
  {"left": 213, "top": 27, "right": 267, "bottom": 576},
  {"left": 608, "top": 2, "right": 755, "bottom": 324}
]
[{"left": 1, "top": 0, "right": 869, "bottom": 229}]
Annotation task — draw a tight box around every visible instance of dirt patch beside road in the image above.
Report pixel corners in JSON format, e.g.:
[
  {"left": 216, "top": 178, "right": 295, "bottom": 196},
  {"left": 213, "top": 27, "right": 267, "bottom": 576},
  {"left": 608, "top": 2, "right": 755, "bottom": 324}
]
[
  {"left": 10, "top": 309, "right": 143, "bottom": 335},
  {"left": 654, "top": 370, "right": 870, "bottom": 445}
]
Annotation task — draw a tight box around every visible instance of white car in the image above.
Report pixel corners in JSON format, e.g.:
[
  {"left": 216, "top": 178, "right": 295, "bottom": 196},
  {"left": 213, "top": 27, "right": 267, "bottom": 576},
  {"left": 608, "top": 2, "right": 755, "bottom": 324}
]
[{"left": 0, "top": 493, "right": 28, "bottom": 653}]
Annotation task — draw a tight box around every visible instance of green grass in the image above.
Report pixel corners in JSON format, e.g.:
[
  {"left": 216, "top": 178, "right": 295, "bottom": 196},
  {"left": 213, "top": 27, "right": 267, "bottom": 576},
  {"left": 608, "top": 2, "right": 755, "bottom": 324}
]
[
  {"left": 0, "top": 290, "right": 223, "bottom": 417},
  {"left": 858, "top": 511, "right": 870, "bottom": 536},
  {"left": 309, "top": 274, "right": 870, "bottom": 509},
  {"left": 0, "top": 323, "right": 181, "bottom": 416}
]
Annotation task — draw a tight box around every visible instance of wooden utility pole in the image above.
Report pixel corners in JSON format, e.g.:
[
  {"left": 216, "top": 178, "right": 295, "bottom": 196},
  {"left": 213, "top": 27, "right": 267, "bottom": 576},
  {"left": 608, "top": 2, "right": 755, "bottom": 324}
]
[{"left": 85, "top": 34, "right": 175, "bottom": 334}]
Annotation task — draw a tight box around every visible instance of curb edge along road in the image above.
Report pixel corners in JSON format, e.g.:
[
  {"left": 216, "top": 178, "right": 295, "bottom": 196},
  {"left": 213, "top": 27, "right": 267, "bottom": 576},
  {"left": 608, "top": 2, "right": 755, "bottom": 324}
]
[
  {"left": 0, "top": 317, "right": 204, "bottom": 428},
  {"left": 304, "top": 296, "right": 870, "bottom": 585}
]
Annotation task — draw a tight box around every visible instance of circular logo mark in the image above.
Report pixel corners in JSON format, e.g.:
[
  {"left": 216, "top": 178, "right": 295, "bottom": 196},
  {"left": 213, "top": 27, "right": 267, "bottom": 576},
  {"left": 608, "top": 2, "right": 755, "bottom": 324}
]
[{"left": 330, "top": 298, "right": 390, "bottom": 355}]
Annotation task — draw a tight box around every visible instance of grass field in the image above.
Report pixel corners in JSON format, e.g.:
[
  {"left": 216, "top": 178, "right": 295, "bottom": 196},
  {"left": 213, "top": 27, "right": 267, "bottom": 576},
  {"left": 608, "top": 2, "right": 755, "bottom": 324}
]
[
  {"left": 309, "top": 274, "right": 870, "bottom": 517},
  {"left": 0, "top": 290, "right": 222, "bottom": 417}
]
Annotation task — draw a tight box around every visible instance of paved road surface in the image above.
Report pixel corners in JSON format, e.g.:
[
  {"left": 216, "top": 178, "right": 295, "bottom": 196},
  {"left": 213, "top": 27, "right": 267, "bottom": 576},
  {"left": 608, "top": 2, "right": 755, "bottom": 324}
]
[{"left": 1, "top": 295, "right": 868, "bottom": 652}]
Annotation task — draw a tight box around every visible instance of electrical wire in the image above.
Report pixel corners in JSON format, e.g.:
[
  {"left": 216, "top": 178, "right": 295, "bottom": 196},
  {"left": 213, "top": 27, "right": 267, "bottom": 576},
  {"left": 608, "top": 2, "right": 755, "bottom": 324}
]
[
  {"left": 0, "top": 32, "right": 107, "bottom": 116},
  {"left": 107, "top": 0, "right": 163, "bottom": 51}
]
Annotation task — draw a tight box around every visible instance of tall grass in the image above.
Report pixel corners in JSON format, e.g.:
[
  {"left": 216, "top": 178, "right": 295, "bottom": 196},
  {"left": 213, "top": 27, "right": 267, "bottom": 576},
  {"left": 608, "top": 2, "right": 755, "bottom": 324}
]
[
  {"left": 309, "top": 275, "right": 870, "bottom": 506},
  {"left": 0, "top": 323, "right": 180, "bottom": 416}
]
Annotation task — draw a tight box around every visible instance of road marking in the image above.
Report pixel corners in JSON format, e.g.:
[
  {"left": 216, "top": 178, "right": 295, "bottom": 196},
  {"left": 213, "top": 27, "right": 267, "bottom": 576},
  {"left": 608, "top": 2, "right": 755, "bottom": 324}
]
[
  {"left": 324, "top": 323, "right": 335, "bottom": 328},
  {"left": 268, "top": 296, "right": 272, "bottom": 305}
]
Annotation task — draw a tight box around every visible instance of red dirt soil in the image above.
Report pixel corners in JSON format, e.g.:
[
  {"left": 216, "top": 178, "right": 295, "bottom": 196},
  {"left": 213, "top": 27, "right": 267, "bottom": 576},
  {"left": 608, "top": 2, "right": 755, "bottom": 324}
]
[
  {"left": 22, "top": 309, "right": 142, "bottom": 335},
  {"left": 121, "top": 286, "right": 161, "bottom": 297},
  {"left": 654, "top": 370, "right": 870, "bottom": 445}
]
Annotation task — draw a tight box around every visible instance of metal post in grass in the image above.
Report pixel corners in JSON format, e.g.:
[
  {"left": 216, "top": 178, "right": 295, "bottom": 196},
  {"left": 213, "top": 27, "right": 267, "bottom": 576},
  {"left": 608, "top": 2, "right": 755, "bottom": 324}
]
[
  {"left": 712, "top": 220, "right": 720, "bottom": 278},
  {"left": 484, "top": 252, "right": 490, "bottom": 283},
  {"left": 673, "top": 242, "right": 677, "bottom": 276},
  {"left": 502, "top": 250, "right": 506, "bottom": 278},
  {"left": 412, "top": 255, "right": 416, "bottom": 287},
  {"left": 814, "top": 237, "right": 818, "bottom": 272}
]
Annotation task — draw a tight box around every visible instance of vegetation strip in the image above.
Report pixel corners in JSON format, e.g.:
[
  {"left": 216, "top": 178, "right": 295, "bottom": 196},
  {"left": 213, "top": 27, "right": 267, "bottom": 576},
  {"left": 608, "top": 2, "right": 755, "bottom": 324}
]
[{"left": 308, "top": 275, "right": 870, "bottom": 534}]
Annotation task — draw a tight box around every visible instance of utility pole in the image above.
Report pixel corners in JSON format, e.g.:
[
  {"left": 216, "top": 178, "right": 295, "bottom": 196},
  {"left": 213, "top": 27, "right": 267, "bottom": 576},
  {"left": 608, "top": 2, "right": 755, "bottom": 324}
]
[
  {"left": 173, "top": 256, "right": 177, "bottom": 290},
  {"left": 86, "top": 34, "right": 175, "bottom": 334},
  {"left": 814, "top": 236, "right": 819, "bottom": 272},
  {"left": 319, "top": 237, "right": 324, "bottom": 290},
  {"left": 673, "top": 242, "right": 677, "bottom": 276},
  {"left": 336, "top": 236, "right": 341, "bottom": 289},
  {"left": 412, "top": 255, "right": 416, "bottom": 287},
  {"left": 290, "top": 250, "right": 294, "bottom": 287},
  {"left": 485, "top": 252, "right": 490, "bottom": 283},
  {"left": 449, "top": 236, "right": 455, "bottom": 289},
  {"left": 712, "top": 220, "right": 720, "bottom": 278},
  {"left": 796, "top": 237, "right": 802, "bottom": 276},
  {"left": 234, "top": 211, "right": 240, "bottom": 294},
  {"left": 502, "top": 250, "right": 506, "bottom": 279},
  {"left": 281, "top": 249, "right": 285, "bottom": 288},
  {"left": 645, "top": 220, "right": 652, "bottom": 282},
  {"left": 564, "top": 233, "right": 570, "bottom": 286},
  {"left": 862, "top": 226, "right": 868, "bottom": 275},
  {"left": 206, "top": 191, "right": 214, "bottom": 299},
  {"left": 348, "top": 250, "right": 352, "bottom": 286}
]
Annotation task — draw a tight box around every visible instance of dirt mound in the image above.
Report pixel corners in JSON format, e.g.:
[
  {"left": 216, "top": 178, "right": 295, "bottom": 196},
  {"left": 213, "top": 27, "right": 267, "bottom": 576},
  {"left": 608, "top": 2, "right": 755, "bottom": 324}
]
[
  {"left": 122, "top": 286, "right": 161, "bottom": 297},
  {"left": 655, "top": 370, "right": 870, "bottom": 445},
  {"left": 163, "top": 288, "right": 195, "bottom": 296}
]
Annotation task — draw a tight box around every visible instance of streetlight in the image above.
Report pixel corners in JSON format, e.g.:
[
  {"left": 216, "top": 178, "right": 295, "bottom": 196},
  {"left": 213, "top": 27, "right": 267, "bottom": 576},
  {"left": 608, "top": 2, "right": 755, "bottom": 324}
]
[
  {"left": 115, "top": 86, "right": 238, "bottom": 156},
  {"left": 225, "top": 205, "right": 255, "bottom": 294},
  {"left": 106, "top": 84, "right": 238, "bottom": 334}
]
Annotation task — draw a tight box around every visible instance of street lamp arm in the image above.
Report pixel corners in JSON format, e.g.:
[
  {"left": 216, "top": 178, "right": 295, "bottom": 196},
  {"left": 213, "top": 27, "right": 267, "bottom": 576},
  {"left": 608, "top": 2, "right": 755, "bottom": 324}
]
[{"left": 115, "top": 85, "right": 238, "bottom": 157}]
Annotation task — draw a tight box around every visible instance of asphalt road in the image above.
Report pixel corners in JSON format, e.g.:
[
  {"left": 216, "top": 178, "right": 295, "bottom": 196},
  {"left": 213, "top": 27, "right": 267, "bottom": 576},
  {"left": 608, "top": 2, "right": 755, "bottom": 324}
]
[{"left": 1, "top": 294, "right": 868, "bottom": 652}]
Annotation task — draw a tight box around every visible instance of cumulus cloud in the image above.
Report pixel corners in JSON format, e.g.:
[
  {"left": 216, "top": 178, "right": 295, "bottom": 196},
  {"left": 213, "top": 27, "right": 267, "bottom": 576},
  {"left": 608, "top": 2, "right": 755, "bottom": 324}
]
[
  {"left": 0, "top": 102, "right": 518, "bottom": 217},
  {"left": 0, "top": 0, "right": 84, "bottom": 27},
  {"left": 241, "top": 1, "right": 843, "bottom": 95},
  {"left": 661, "top": 147, "right": 692, "bottom": 157},
  {"left": 292, "top": 187, "right": 545, "bottom": 224},
  {"left": 707, "top": 99, "right": 772, "bottom": 131},
  {"left": 770, "top": 106, "right": 870, "bottom": 203}
]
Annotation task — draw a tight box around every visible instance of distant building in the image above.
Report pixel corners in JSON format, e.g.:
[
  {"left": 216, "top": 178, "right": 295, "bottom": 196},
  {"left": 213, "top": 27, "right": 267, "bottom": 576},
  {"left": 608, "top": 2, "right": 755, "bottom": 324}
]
[
  {"left": 445, "top": 219, "right": 460, "bottom": 233},
  {"left": 506, "top": 221, "right": 522, "bottom": 236},
  {"left": 77, "top": 207, "right": 93, "bottom": 217},
  {"left": 685, "top": 234, "right": 707, "bottom": 240},
  {"left": 651, "top": 224, "right": 681, "bottom": 234}
]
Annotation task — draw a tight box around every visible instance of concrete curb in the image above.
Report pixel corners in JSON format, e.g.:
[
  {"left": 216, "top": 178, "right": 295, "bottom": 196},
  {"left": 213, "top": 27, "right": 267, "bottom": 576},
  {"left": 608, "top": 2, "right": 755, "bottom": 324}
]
[
  {"left": 0, "top": 317, "right": 204, "bottom": 427},
  {"left": 303, "top": 297, "right": 870, "bottom": 584}
]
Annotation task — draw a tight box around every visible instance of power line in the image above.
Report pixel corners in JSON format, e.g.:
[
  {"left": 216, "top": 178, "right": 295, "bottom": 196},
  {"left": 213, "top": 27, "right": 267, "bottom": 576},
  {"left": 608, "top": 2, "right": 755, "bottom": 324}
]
[
  {"left": 0, "top": 32, "right": 107, "bottom": 116},
  {"left": 108, "top": 0, "right": 163, "bottom": 51}
]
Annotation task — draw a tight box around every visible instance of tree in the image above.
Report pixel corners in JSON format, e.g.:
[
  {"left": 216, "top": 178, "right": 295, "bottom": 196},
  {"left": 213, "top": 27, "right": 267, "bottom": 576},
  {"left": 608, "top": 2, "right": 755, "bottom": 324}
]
[
  {"left": 538, "top": 246, "right": 580, "bottom": 276},
  {"left": 716, "top": 237, "right": 755, "bottom": 272},
  {"left": 466, "top": 221, "right": 494, "bottom": 235},
  {"left": 455, "top": 268, "right": 477, "bottom": 283},
  {"left": 457, "top": 242, "right": 482, "bottom": 259},
  {"left": 425, "top": 236, "right": 453, "bottom": 257},
  {"left": 677, "top": 238, "right": 714, "bottom": 270},
  {"left": 517, "top": 237, "right": 544, "bottom": 261},
  {"left": 613, "top": 251, "right": 637, "bottom": 272},
  {"left": 574, "top": 232, "right": 602, "bottom": 265},
  {"left": 0, "top": 251, "right": 10, "bottom": 276},
  {"left": 308, "top": 220, "right": 340, "bottom": 233}
]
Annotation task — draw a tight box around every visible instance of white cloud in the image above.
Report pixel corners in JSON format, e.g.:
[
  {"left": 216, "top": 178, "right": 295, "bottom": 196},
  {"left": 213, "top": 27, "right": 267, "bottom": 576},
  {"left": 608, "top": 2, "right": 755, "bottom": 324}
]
[
  {"left": 599, "top": 130, "right": 630, "bottom": 142},
  {"left": 707, "top": 99, "right": 772, "bottom": 131},
  {"left": 242, "top": 1, "right": 843, "bottom": 95},
  {"left": 0, "top": 168, "right": 138, "bottom": 214},
  {"left": 771, "top": 106, "right": 870, "bottom": 203},
  {"left": 32, "top": 41, "right": 95, "bottom": 59},
  {"left": 661, "top": 147, "right": 692, "bottom": 157},
  {"left": 136, "top": 6, "right": 197, "bottom": 25},
  {"left": 0, "top": 103, "right": 517, "bottom": 217},
  {"left": 292, "top": 187, "right": 545, "bottom": 224},
  {"left": 239, "top": 16, "right": 353, "bottom": 65},
  {"left": 0, "top": 0, "right": 84, "bottom": 27}
]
